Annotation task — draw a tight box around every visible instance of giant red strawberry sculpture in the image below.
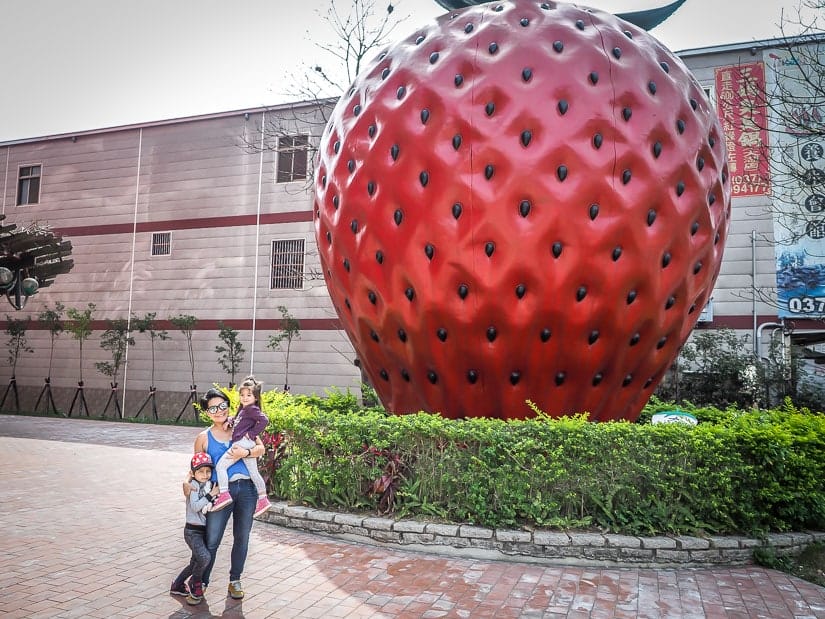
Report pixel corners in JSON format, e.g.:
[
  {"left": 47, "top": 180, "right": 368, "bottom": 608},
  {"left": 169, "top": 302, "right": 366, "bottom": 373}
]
[{"left": 313, "top": 0, "right": 730, "bottom": 421}]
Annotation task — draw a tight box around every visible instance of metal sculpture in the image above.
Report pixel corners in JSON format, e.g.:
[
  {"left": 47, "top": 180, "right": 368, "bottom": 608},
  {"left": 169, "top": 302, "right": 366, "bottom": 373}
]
[
  {"left": 0, "top": 215, "right": 73, "bottom": 310},
  {"left": 433, "top": 0, "right": 689, "bottom": 31}
]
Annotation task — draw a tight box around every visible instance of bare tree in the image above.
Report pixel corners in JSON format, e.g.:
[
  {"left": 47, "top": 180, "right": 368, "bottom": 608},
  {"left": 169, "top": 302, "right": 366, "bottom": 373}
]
[
  {"left": 241, "top": 0, "right": 402, "bottom": 162},
  {"left": 238, "top": 1, "right": 403, "bottom": 291},
  {"left": 303, "top": 0, "right": 401, "bottom": 97},
  {"left": 760, "top": 2, "right": 825, "bottom": 248}
]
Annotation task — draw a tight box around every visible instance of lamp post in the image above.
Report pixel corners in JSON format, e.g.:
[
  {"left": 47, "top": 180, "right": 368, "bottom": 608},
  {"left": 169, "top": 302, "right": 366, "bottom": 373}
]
[{"left": 0, "top": 265, "right": 39, "bottom": 310}]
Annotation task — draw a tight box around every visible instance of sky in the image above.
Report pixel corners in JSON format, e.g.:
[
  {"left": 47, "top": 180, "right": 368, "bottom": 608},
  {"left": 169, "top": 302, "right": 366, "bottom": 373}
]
[{"left": 0, "top": 0, "right": 811, "bottom": 143}]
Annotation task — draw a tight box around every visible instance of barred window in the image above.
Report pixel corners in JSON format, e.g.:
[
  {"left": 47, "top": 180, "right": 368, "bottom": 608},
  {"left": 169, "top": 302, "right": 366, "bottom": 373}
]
[
  {"left": 276, "top": 135, "right": 310, "bottom": 183},
  {"left": 17, "top": 165, "right": 41, "bottom": 205},
  {"left": 151, "top": 232, "right": 171, "bottom": 256},
  {"left": 703, "top": 84, "right": 715, "bottom": 108},
  {"left": 271, "top": 239, "right": 305, "bottom": 289}
]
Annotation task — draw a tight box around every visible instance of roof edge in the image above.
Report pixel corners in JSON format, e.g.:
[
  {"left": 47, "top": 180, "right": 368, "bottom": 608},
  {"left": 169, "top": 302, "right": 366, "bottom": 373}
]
[
  {"left": 0, "top": 97, "right": 339, "bottom": 147},
  {"left": 676, "top": 32, "right": 825, "bottom": 57}
]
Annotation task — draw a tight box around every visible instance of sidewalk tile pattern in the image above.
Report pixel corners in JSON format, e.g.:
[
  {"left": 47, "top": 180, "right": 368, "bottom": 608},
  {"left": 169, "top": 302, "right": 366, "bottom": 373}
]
[{"left": 1, "top": 415, "right": 824, "bottom": 618}]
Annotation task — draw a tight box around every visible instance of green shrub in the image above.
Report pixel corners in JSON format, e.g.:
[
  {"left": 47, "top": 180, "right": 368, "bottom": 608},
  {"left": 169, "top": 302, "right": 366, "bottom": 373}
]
[{"left": 257, "top": 389, "right": 825, "bottom": 537}]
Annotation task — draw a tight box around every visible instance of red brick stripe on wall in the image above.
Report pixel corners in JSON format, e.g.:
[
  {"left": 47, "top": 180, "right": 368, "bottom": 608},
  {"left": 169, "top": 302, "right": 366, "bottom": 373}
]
[
  {"left": 695, "top": 316, "right": 825, "bottom": 330},
  {"left": 54, "top": 211, "right": 314, "bottom": 237},
  {"left": 1, "top": 318, "right": 342, "bottom": 331}
]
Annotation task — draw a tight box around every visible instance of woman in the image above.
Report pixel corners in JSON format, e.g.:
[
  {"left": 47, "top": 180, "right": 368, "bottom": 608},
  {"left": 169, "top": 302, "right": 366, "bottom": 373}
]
[{"left": 192, "top": 387, "right": 266, "bottom": 600}]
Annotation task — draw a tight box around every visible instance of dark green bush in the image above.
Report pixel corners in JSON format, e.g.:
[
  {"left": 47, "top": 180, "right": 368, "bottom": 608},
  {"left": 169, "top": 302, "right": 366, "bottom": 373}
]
[{"left": 259, "top": 389, "right": 825, "bottom": 537}]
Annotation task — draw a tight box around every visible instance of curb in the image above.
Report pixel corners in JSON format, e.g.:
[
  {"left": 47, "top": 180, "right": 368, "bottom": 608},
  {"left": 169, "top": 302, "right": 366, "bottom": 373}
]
[{"left": 257, "top": 501, "right": 825, "bottom": 568}]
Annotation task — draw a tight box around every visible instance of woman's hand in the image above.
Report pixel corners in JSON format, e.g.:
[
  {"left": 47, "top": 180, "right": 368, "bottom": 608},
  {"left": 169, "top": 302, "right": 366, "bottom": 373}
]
[
  {"left": 228, "top": 444, "right": 249, "bottom": 459},
  {"left": 182, "top": 471, "right": 193, "bottom": 496}
]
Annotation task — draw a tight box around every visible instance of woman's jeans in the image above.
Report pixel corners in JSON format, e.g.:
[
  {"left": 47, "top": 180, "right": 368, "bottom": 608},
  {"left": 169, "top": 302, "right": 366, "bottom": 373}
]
[{"left": 202, "top": 478, "right": 256, "bottom": 585}]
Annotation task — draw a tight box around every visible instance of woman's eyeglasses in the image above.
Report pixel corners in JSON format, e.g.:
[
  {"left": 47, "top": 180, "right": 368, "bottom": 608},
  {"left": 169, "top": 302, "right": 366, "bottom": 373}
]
[{"left": 206, "top": 401, "right": 229, "bottom": 414}]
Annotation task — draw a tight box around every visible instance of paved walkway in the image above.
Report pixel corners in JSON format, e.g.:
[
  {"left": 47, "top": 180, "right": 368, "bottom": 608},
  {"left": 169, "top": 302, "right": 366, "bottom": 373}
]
[{"left": 1, "top": 415, "right": 824, "bottom": 619}]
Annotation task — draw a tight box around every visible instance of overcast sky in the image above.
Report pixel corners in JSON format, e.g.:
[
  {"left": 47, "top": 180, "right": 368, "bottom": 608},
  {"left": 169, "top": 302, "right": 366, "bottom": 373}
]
[{"left": 0, "top": 0, "right": 809, "bottom": 143}]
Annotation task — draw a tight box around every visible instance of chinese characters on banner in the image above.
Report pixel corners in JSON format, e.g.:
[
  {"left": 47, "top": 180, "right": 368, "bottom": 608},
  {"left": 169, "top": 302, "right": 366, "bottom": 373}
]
[
  {"left": 765, "top": 50, "right": 825, "bottom": 318},
  {"left": 715, "top": 62, "right": 770, "bottom": 197}
]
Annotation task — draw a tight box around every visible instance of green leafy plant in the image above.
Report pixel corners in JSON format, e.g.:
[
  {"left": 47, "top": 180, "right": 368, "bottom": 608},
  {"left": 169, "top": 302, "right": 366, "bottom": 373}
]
[
  {"left": 656, "top": 329, "right": 760, "bottom": 409},
  {"left": 257, "top": 390, "right": 825, "bottom": 536},
  {"left": 267, "top": 305, "right": 300, "bottom": 391},
  {"left": 95, "top": 318, "right": 134, "bottom": 384},
  {"left": 65, "top": 303, "right": 95, "bottom": 382},
  {"left": 37, "top": 301, "right": 64, "bottom": 379},
  {"left": 170, "top": 314, "right": 198, "bottom": 388},
  {"left": 4, "top": 315, "right": 33, "bottom": 375},
  {"left": 215, "top": 322, "right": 244, "bottom": 387},
  {"left": 132, "top": 312, "right": 169, "bottom": 386},
  {"left": 95, "top": 319, "right": 135, "bottom": 417}
]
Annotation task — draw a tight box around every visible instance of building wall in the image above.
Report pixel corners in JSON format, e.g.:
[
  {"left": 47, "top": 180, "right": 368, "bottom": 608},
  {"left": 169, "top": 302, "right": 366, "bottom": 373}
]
[
  {"left": 681, "top": 49, "right": 779, "bottom": 334},
  {"left": 0, "top": 106, "right": 361, "bottom": 417},
  {"left": 679, "top": 46, "right": 824, "bottom": 366}
]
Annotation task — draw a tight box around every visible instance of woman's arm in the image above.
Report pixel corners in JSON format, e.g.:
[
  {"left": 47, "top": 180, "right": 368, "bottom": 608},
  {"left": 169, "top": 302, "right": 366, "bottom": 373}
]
[
  {"left": 193, "top": 431, "right": 207, "bottom": 454},
  {"left": 229, "top": 436, "right": 264, "bottom": 459}
]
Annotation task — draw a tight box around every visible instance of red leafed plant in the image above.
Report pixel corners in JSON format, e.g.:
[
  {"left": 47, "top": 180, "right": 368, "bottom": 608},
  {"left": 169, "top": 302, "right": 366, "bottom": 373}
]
[
  {"left": 363, "top": 445, "right": 405, "bottom": 515},
  {"left": 259, "top": 429, "right": 287, "bottom": 491}
]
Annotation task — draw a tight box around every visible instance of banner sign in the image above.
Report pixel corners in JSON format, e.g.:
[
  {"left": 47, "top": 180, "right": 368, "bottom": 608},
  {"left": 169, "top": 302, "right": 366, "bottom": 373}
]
[
  {"left": 715, "top": 62, "right": 771, "bottom": 197},
  {"left": 765, "top": 49, "right": 825, "bottom": 318}
]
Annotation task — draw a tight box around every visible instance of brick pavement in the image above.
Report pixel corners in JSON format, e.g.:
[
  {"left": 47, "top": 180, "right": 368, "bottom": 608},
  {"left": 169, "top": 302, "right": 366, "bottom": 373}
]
[{"left": 1, "top": 414, "right": 824, "bottom": 619}]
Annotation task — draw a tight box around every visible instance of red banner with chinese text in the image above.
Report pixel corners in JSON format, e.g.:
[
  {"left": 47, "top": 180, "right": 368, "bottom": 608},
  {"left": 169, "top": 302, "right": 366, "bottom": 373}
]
[{"left": 715, "top": 62, "right": 770, "bottom": 196}]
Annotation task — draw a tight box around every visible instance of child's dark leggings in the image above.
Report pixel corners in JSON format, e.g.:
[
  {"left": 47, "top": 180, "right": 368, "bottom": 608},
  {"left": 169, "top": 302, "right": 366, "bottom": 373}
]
[{"left": 173, "top": 524, "right": 210, "bottom": 587}]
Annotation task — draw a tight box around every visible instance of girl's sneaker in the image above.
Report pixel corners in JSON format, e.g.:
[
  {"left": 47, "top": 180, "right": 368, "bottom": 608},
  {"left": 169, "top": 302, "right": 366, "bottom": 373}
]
[
  {"left": 254, "top": 496, "right": 271, "bottom": 517},
  {"left": 212, "top": 491, "right": 233, "bottom": 511}
]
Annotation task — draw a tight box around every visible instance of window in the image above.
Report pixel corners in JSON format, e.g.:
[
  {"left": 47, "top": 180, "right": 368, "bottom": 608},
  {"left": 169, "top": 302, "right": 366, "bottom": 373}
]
[
  {"left": 703, "top": 84, "right": 715, "bottom": 107},
  {"left": 276, "top": 135, "right": 310, "bottom": 183},
  {"left": 271, "top": 239, "right": 305, "bottom": 289},
  {"left": 17, "top": 165, "right": 41, "bottom": 205},
  {"left": 151, "top": 232, "right": 171, "bottom": 256}
]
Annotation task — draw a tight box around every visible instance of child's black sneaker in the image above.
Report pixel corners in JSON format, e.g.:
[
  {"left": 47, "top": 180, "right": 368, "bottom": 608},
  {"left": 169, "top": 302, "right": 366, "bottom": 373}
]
[{"left": 170, "top": 580, "right": 189, "bottom": 596}]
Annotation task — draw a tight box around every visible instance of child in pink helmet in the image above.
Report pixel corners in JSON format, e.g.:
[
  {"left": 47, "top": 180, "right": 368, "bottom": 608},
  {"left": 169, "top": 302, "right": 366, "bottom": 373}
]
[
  {"left": 171, "top": 451, "right": 218, "bottom": 604},
  {"left": 211, "top": 376, "right": 271, "bottom": 517}
]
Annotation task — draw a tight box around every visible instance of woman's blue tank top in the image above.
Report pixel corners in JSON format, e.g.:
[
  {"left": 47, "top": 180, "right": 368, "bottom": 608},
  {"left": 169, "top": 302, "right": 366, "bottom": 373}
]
[{"left": 205, "top": 428, "right": 249, "bottom": 482}]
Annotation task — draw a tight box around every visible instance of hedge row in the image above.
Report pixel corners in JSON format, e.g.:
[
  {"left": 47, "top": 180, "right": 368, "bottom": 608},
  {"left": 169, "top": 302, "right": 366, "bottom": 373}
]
[{"left": 257, "top": 390, "right": 825, "bottom": 537}]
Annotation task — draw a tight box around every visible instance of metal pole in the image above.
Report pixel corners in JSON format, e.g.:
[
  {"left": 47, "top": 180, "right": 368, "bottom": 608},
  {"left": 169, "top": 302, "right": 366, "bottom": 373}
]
[
  {"left": 756, "top": 322, "right": 784, "bottom": 361},
  {"left": 250, "top": 111, "right": 266, "bottom": 374},
  {"left": 752, "top": 230, "right": 757, "bottom": 354}
]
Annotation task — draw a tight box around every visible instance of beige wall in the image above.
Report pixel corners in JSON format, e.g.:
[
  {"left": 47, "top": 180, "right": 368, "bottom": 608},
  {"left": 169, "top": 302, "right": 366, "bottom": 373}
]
[{"left": 1, "top": 106, "right": 361, "bottom": 416}]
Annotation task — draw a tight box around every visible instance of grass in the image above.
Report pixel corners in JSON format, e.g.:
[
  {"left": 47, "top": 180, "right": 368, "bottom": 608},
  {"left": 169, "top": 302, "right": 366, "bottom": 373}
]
[{"left": 754, "top": 543, "right": 825, "bottom": 587}]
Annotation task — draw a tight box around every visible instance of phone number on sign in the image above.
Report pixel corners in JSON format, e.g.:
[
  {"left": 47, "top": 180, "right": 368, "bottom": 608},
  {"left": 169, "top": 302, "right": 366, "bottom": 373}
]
[
  {"left": 730, "top": 174, "right": 768, "bottom": 196},
  {"left": 787, "top": 296, "right": 825, "bottom": 313}
]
